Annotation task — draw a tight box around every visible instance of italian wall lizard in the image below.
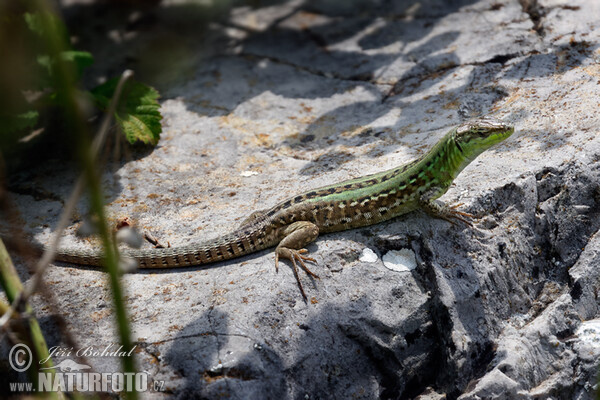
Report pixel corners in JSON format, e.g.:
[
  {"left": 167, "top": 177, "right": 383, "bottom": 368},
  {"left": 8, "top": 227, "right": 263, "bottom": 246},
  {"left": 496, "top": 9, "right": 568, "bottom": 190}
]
[{"left": 54, "top": 118, "right": 514, "bottom": 299}]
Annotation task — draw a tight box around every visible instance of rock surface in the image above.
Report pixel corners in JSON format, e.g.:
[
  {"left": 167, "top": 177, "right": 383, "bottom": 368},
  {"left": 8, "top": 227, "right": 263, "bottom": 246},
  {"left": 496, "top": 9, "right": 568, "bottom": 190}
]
[{"left": 2, "top": 0, "right": 600, "bottom": 398}]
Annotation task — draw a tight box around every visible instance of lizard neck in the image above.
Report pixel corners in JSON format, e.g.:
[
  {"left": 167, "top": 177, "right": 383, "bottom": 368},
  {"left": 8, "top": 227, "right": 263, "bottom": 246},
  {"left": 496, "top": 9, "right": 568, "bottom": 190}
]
[
  {"left": 371, "top": 129, "right": 469, "bottom": 204},
  {"left": 413, "top": 129, "right": 469, "bottom": 181}
]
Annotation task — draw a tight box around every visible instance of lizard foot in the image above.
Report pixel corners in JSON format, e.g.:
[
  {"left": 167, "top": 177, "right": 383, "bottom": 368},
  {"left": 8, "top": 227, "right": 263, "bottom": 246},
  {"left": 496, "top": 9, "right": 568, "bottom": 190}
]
[
  {"left": 275, "top": 247, "right": 319, "bottom": 300},
  {"left": 420, "top": 192, "right": 474, "bottom": 227},
  {"left": 447, "top": 204, "right": 474, "bottom": 226}
]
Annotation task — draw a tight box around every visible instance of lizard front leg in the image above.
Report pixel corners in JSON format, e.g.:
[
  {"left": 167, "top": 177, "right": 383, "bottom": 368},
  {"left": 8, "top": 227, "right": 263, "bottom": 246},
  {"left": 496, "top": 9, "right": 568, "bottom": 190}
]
[
  {"left": 274, "top": 221, "right": 319, "bottom": 300},
  {"left": 419, "top": 188, "right": 473, "bottom": 226}
]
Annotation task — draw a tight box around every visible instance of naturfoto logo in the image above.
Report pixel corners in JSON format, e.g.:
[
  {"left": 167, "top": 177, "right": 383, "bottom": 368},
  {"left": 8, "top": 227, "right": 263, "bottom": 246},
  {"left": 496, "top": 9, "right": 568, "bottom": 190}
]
[{"left": 7, "top": 343, "right": 161, "bottom": 393}]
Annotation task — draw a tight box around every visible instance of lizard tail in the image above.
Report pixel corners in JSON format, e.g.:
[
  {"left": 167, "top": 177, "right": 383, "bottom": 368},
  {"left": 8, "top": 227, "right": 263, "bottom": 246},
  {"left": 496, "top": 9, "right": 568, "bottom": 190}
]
[{"left": 53, "top": 228, "right": 275, "bottom": 269}]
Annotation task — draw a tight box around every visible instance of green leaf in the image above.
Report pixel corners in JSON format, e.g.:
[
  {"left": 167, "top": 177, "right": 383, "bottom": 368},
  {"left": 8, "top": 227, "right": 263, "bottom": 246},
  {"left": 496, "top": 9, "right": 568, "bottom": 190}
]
[
  {"left": 36, "top": 51, "right": 93, "bottom": 81},
  {"left": 0, "top": 110, "right": 39, "bottom": 136},
  {"left": 60, "top": 50, "right": 94, "bottom": 76},
  {"left": 24, "top": 11, "right": 68, "bottom": 43},
  {"left": 91, "top": 78, "right": 162, "bottom": 145},
  {"left": 36, "top": 54, "right": 53, "bottom": 74},
  {"left": 25, "top": 12, "right": 93, "bottom": 87},
  {"left": 23, "top": 12, "right": 46, "bottom": 36}
]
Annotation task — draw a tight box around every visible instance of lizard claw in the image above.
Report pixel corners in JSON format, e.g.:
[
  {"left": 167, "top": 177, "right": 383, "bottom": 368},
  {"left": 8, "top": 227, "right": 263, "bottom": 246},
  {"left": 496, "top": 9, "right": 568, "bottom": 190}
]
[
  {"left": 447, "top": 203, "right": 474, "bottom": 226},
  {"left": 446, "top": 210, "right": 473, "bottom": 226},
  {"left": 295, "top": 249, "right": 317, "bottom": 269}
]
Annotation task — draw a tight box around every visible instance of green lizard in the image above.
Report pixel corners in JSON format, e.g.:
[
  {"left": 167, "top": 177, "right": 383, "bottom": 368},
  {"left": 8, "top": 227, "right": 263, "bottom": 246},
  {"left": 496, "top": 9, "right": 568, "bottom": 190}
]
[{"left": 55, "top": 118, "right": 514, "bottom": 299}]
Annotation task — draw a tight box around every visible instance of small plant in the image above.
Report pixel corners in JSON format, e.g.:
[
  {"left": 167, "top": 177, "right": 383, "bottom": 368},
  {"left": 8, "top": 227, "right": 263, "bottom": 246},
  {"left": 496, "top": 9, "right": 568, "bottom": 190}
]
[{"left": 0, "top": 7, "right": 163, "bottom": 168}]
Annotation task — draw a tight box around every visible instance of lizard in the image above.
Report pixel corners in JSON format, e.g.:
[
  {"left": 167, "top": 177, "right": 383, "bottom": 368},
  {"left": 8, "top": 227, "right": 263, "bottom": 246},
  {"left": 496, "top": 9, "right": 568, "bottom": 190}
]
[{"left": 53, "top": 118, "right": 514, "bottom": 300}]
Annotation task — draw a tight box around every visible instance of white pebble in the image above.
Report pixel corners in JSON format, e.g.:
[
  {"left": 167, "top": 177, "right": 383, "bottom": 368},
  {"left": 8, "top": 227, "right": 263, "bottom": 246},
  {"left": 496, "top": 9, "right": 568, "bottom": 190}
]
[
  {"left": 359, "top": 248, "right": 379, "bottom": 262},
  {"left": 382, "top": 249, "right": 417, "bottom": 272}
]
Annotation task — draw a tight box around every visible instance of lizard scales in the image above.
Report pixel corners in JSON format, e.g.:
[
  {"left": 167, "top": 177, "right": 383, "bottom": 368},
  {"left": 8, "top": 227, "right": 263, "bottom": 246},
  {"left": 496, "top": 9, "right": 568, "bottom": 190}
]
[{"left": 55, "top": 118, "right": 514, "bottom": 299}]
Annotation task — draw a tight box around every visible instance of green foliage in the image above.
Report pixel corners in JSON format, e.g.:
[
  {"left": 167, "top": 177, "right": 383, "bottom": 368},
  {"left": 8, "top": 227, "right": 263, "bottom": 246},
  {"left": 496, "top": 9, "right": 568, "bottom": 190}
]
[
  {"left": 91, "top": 79, "right": 163, "bottom": 145},
  {"left": 37, "top": 50, "right": 95, "bottom": 83},
  {"left": 23, "top": 11, "right": 67, "bottom": 41},
  {"left": 0, "top": 110, "right": 39, "bottom": 136},
  {"left": 1, "top": 10, "right": 162, "bottom": 153},
  {"left": 24, "top": 12, "right": 93, "bottom": 86}
]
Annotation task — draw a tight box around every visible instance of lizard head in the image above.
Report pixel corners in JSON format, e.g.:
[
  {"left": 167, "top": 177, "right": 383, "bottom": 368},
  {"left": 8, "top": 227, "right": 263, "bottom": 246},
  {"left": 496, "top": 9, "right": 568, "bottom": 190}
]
[{"left": 452, "top": 118, "right": 514, "bottom": 160}]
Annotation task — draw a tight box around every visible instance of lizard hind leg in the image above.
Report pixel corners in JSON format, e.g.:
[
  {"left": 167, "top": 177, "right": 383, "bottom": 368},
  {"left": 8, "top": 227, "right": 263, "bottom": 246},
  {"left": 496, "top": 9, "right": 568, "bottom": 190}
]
[{"left": 274, "top": 221, "right": 320, "bottom": 300}]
